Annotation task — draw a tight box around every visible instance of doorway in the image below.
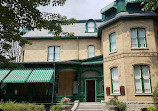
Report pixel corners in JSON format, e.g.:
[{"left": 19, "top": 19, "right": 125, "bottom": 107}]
[{"left": 86, "top": 80, "right": 95, "bottom": 102}]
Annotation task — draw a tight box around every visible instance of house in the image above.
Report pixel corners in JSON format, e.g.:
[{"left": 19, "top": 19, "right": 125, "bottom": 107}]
[{"left": 0, "top": 0, "right": 158, "bottom": 110}]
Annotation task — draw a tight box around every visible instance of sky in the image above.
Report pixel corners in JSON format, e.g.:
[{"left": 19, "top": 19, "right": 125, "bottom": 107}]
[{"left": 38, "top": 0, "right": 115, "bottom": 20}]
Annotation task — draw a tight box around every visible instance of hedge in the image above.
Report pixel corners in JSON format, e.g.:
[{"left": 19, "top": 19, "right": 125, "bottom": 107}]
[{"left": 0, "top": 101, "right": 45, "bottom": 111}]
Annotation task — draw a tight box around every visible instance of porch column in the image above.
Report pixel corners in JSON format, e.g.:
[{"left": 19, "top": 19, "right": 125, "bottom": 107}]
[
  {"left": 77, "top": 71, "right": 81, "bottom": 101},
  {"left": 83, "top": 79, "right": 86, "bottom": 102},
  {"left": 101, "top": 80, "right": 104, "bottom": 95},
  {"left": 96, "top": 79, "right": 98, "bottom": 102}
]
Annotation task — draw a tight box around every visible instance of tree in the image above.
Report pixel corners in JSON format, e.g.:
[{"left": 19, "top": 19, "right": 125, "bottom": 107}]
[
  {"left": 0, "top": 0, "right": 76, "bottom": 68},
  {"left": 142, "top": 0, "right": 158, "bottom": 14}
]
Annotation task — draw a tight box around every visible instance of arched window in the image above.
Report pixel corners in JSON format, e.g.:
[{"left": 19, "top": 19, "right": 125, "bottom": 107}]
[
  {"left": 134, "top": 65, "right": 151, "bottom": 93},
  {"left": 88, "top": 22, "right": 95, "bottom": 32},
  {"left": 85, "top": 19, "right": 97, "bottom": 33},
  {"left": 109, "top": 32, "right": 116, "bottom": 52}
]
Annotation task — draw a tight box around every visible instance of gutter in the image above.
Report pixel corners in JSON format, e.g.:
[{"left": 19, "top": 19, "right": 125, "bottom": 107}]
[{"left": 77, "top": 37, "right": 79, "bottom": 60}]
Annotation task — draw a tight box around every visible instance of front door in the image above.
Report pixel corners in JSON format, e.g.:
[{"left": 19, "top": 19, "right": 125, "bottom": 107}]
[{"left": 86, "top": 80, "right": 95, "bottom": 102}]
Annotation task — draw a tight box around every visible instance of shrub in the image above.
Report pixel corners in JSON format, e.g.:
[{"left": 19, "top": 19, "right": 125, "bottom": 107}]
[
  {"left": 153, "top": 84, "right": 158, "bottom": 111},
  {"left": 117, "top": 101, "right": 126, "bottom": 111},
  {"left": 0, "top": 101, "right": 45, "bottom": 111},
  {"left": 51, "top": 104, "right": 62, "bottom": 111},
  {"left": 106, "top": 98, "right": 126, "bottom": 111},
  {"left": 61, "top": 97, "right": 70, "bottom": 105},
  {"left": 147, "top": 106, "right": 154, "bottom": 111}
]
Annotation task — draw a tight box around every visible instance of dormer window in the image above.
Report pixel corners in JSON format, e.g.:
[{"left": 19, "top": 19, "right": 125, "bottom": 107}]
[
  {"left": 85, "top": 19, "right": 97, "bottom": 33},
  {"left": 88, "top": 22, "right": 95, "bottom": 32}
]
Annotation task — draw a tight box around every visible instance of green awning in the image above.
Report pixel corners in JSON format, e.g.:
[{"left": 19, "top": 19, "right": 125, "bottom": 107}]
[
  {"left": 3, "top": 69, "right": 32, "bottom": 83},
  {"left": 26, "top": 68, "right": 54, "bottom": 83},
  {"left": 101, "top": 2, "right": 117, "bottom": 14},
  {"left": 82, "top": 60, "right": 103, "bottom": 64},
  {"left": 0, "top": 69, "right": 10, "bottom": 82}
]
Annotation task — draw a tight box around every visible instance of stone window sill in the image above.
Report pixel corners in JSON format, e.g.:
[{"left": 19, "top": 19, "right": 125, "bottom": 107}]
[
  {"left": 135, "top": 93, "right": 153, "bottom": 96},
  {"left": 110, "top": 93, "right": 121, "bottom": 96},
  {"left": 109, "top": 50, "right": 117, "bottom": 55},
  {"left": 131, "top": 48, "right": 149, "bottom": 50}
]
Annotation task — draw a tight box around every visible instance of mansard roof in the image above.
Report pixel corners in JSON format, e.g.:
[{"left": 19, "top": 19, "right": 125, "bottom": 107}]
[{"left": 98, "top": 11, "right": 158, "bottom": 37}]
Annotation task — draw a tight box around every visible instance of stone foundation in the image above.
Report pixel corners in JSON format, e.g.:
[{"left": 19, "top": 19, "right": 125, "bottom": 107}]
[{"left": 126, "top": 101, "right": 154, "bottom": 111}]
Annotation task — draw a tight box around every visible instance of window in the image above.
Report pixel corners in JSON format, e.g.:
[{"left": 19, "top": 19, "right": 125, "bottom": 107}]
[
  {"left": 88, "top": 45, "right": 95, "bottom": 58},
  {"left": 48, "top": 46, "right": 60, "bottom": 61},
  {"left": 88, "top": 22, "right": 95, "bottom": 32},
  {"left": 131, "top": 28, "right": 147, "bottom": 48},
  {"left": 109, "top": 33, "right": 116, "bottom": 52},
  {"left": 111, "top": 67, "right": 119, "bottom": 94},
  {"left": 85, "top": 19, "right": 97, "bottom": 33},
  {"left": 134, "top": 65, "right": 152, "bottom": 94}
]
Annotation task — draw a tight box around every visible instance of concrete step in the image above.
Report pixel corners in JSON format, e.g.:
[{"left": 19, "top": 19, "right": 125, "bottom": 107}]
[
  {"left": 76, "top": 102, "right": 103, "bottom": 111},
  {"left": 76, "top": 110, "right": 103, "bottom": 111},
  {"left": 78, "top": 106, "right": 102, "bottom": 109}
]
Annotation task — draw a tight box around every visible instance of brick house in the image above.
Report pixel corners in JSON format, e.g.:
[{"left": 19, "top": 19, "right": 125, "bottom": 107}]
[{"left": 0, "top": 0, "right": 158, "bottom": 110}]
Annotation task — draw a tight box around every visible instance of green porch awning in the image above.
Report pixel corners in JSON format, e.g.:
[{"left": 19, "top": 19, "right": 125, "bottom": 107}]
[
  {"left": 26, "top": 68, "right": 54, "bottom": 83},
  {"left": 0, "top": 69, "right": 10, "bottom": 82},
  {"left": 2, "top": 69, "right": 32, "bottom": 83}
]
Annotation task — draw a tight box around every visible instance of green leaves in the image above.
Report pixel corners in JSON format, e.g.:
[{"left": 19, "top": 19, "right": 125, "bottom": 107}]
[
  {"left": 142, "top": 0, "right": 158, "bottom": 13},
  {"left": 0, "top": 0, "right": 76, "bottom": 67}
]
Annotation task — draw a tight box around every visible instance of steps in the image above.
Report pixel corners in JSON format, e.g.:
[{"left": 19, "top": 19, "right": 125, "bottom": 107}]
[{"left": 76, "top": 102, "right": 103, "bottom": 111}]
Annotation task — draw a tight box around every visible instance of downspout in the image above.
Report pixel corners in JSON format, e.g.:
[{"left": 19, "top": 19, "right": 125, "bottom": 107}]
[
  {"left": 51, "top": 63, "right": 56, "bottom": 106},
  {"left": 77, "top": 37, "right": 79, "bottom": 59}
]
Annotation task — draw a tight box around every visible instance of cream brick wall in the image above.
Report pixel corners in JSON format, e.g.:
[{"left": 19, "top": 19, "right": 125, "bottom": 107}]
[
  {"left": 102, "top": 19, "right": 158, "bottom": 101},
  {"left": 58, "top": 69, "right": 76, "bottom": 96},
  {"left": 22, "top": 38, "right": 101, "bottom": 62}
]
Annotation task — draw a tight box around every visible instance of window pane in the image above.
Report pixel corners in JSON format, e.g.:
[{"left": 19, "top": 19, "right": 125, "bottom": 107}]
[
  {"left": 55, "top": 46, "right": 60, "bottom": 61},
  {"left": 131, "top": 29, "right": 137, "bottom": 38},
  {"left": 138, "top": 29, "right": 145, "bottom": 37},
  {"left": 48, "top": 47, "right": 54, "bottom": 61},
  {"left": 112, "top": 68, "right": 118, "bottom": 80},
  {"left": 88, "top": 46, "right": 95, "bottom": 58},
  {"left": 88, "top": 22, "right": 94, "bottom": 32},
  {"left": 134, "top": 66, "right": 141, "bottom": 79},
  {"left": 142, "top": 66, "right": 149, "bottom": 79},
  {"left": 88, "top": 28, "right": 94, "bottom": 32},
  {"left": 135, "top": 79, "right": 142, "bottom": 93},
  {"left": 48, "top": 47, "right": 54, "bottom": 54},
  {"left": 111, "top": 43, "right": 116, "bottom": 51},
  {"left": 142, "top": 66, "right": 151, "bottom": 93},
  {"left": 113, "top": 80, "right": 119, "bottom": 93},
  {"left": 88, "top": 22, "right": 94, "bottom": 27},
  {"left": 144, "top": 79, "right": 151, "bottom": 93},
  {"left": 110, "top": 33, "right": 116, "bottom": 52},
  {"left": 48, "top": 54, "right": 54, "bottom": 61},
  {"left": 110, "top": 33, "right": 116, "bottom": 43},
  {"left": 131, "top": 38, "right": 138, "bottom": 48},
  {"left": 111, "top": 68, "right": 119, "bottom": 93},
  {"left": 139, "top": 38, "right": 146, "bottom": 48}
]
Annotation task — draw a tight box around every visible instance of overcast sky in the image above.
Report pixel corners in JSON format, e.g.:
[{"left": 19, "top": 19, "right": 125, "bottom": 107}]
[{"left": 38, "top": 0, "right": 115, "bottom": 20}]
